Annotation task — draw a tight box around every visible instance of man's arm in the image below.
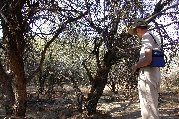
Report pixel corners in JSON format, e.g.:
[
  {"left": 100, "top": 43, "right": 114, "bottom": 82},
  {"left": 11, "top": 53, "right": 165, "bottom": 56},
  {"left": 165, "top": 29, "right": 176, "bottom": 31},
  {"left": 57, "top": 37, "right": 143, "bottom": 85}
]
[{"left": 132, "top": 48, "right": 152, "bottom": 73}]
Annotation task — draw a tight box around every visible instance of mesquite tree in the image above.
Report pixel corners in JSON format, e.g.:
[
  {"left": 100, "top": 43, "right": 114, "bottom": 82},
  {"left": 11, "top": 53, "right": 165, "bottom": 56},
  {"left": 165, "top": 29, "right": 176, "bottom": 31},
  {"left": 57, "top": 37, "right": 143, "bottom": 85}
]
[
  {"left": 0, "top": 0, "right": 87, "bottom": 118},
  {"left": 0, "top": 0, "right": 178, "bottom": 117},
  {"left": 81, "top": 0, "right": 179, "bottom": 114}
]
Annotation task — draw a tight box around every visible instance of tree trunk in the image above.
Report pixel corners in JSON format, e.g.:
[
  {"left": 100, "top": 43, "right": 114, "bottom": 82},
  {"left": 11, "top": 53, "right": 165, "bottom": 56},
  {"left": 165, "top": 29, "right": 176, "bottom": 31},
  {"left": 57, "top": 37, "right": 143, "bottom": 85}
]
[
  {"left": 0, "top": 1, "right": 27, "bottom": 116},
  {"left": 86, "top": 65, "right": 111, "bottom": 114},
  {"left": 0, "top": 62, "right": 15, "bottom": 116},
  {"left": 7, "top": 38, "right": 27, "bottom": 117}
]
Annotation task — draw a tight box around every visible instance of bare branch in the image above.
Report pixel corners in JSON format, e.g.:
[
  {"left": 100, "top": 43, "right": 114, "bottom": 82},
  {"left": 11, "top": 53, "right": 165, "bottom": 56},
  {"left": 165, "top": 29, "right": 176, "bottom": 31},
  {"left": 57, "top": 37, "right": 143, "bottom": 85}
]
[
  {"left": 146, "top": 2, "right": 179, "bottom": 22},
  {"left": 27, "top": 11, "right": 87, "bottom": 81}
]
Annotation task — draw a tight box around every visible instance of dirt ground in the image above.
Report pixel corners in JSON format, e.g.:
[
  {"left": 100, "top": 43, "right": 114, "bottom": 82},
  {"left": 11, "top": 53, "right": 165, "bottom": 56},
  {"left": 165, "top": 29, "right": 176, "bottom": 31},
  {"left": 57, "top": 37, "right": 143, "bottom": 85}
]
[{"left": 0, "top": 86, "right": 179, "bottom": 119}]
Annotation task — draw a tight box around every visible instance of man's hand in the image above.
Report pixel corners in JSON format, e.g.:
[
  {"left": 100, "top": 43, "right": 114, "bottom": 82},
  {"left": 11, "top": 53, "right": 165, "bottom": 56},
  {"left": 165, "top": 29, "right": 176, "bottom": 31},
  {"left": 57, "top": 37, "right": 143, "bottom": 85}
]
[
  {"left": 131, "top": 48, "right": 152, "bottom": 74},
  {"left": 131, "top": 64, "right": 138, "bottom": 74}
]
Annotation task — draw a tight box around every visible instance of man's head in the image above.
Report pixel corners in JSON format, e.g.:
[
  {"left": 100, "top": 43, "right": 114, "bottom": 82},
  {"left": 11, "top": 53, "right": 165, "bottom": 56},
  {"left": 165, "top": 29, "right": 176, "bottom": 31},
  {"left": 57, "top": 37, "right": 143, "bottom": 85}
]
[{"left": 128, "top": 18, "right": 150, "bottom": 38}]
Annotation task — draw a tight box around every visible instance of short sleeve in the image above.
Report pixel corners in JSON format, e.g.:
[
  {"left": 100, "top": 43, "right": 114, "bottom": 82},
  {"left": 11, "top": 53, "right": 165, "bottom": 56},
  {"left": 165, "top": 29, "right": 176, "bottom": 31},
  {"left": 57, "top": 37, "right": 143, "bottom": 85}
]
[{"left": 141, "top": 33, "right": 153, "bottom": 49}]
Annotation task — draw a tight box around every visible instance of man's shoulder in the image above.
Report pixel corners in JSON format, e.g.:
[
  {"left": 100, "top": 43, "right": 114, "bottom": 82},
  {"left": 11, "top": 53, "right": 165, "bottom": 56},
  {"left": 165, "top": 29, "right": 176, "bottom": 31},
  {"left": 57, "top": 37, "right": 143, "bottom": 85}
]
[
  {"left": 142, "top": 32, "right": 153, "bottom": 42},
  {"left": 143, "top": 31, "right": 161, "bottom": 47},
  {"left": 143, "top": 31, "right": 153, "bottom": 38}
]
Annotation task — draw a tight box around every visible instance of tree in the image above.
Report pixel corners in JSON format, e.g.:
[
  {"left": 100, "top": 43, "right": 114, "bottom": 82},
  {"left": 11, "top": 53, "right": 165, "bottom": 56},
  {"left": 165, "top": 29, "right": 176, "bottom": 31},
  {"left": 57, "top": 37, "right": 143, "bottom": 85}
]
[
  {"left": 0, "top": 0, "right": 87, "bottom": 118},
  {"left": 80, "top": 0, "right": 179, "bottom": 114},
  {"left": 0, "top": 0, "right": 178, "bottom": 117}
]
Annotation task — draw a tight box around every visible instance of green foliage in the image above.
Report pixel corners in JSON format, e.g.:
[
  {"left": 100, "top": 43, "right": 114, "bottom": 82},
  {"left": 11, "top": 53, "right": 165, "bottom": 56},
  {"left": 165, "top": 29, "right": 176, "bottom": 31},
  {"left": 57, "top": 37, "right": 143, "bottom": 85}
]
[
  {"left": 173, "top": 78, "right": 179, "bottom": 86},
  {"left": 22, "top": 0, "right": 179, "bottom": 93}
]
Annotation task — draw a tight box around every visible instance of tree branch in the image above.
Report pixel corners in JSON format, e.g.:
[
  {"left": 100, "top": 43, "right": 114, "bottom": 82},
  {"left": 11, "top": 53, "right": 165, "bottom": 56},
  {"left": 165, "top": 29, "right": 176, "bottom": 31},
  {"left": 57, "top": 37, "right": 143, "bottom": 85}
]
[
  {"left": 27, "top": 11, "right": 87, "bottom": 81},
  {"left": 146, "top": 2, "right": 179, "bottom": 23}
]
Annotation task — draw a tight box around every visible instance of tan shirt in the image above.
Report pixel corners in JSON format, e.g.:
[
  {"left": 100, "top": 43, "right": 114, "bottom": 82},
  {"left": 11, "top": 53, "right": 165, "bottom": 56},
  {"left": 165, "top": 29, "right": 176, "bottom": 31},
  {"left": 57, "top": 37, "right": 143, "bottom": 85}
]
[
  {"left": 139, "top": 31, "right": 161, "bottom": 60},
  {"left": 139, "top": 31, "right": 161, "bottom": 86}
]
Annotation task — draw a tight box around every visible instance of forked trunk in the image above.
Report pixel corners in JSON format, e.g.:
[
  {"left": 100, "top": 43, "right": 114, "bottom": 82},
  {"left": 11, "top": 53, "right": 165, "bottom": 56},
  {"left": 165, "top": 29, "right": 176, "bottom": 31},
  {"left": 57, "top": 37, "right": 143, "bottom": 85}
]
[{"left": 86, "top": 66, "right": 111, "bottom": 114}]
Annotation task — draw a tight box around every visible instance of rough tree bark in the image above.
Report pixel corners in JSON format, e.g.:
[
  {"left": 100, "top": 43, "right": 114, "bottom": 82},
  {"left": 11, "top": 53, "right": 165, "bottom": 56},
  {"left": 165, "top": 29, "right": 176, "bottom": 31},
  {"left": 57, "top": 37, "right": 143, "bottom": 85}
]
[
  {"left": 7, "top": 40, "right": 27, "bottom": 117},
  {"left": 86, "top": 65, "right": 111, "bottom": 114},
  {"left": 86, "top": 48, "right": 116, "bottom": 114},
  {"left": 0, "top": 0, "right": 27, "bottom": 117}
]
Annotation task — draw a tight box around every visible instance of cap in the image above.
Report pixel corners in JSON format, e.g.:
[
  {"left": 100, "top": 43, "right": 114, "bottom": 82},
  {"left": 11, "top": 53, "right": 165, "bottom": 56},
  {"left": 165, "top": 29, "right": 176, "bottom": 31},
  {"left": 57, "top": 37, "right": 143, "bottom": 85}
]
[{"left": 128, "top": 18, "right": 150, "bottom": 35}]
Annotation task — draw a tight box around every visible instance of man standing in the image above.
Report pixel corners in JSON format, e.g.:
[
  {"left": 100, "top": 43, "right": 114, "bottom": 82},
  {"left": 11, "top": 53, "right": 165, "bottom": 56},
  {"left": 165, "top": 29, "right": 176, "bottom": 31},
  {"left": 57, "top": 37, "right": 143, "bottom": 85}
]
[{"left": 128, "top": 18, "right": 161, "bottom": 119}]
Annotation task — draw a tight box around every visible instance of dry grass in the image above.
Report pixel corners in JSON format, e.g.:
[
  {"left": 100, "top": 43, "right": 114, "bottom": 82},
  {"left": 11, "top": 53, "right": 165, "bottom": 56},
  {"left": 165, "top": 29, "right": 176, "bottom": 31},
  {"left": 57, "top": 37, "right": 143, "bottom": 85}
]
[{"left": 0, "top": 81, "right": 179, "bottom": 119}]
